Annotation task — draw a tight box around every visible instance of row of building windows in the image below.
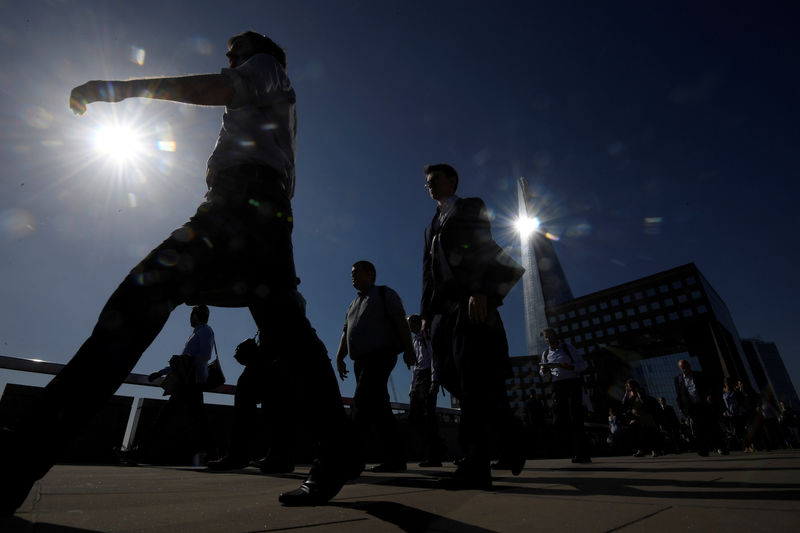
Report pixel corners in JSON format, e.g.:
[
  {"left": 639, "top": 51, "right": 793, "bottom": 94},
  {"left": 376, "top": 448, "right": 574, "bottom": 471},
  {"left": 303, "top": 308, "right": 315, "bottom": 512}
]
[
  {"left": 554, "top": 300, "right": 707, "bottom": 334},
  {"left": 551, "top": 277, "right": 700, "bottom": 323},
  {"left": 555, "top": 305, "right": 709, "bottom": 343}
]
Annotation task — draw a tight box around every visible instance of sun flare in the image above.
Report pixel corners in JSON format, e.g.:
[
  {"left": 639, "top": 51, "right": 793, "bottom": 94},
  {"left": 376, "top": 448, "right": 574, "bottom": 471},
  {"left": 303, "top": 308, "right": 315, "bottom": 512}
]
[{"left": 92, "top": 124, "right": 144, "bottom": 163}]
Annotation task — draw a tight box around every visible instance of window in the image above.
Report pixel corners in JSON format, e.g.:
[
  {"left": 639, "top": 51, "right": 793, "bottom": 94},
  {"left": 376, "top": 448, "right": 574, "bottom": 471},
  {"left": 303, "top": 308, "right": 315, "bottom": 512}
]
[
  {"left": 638, "top": 305, "right": 648, "bottom": 313},
  {"left": 626, "top": 308, "right": 635, "bottom": 317},
  {"left": 697, "top": 305, "right": 708, "bottom": 314},
  {"left": 611, "top": 298, "right": 620, "bottom": 306},
  {"left": 664, "top": 298, "right": 674, "bottom": 306},
  {"left": 603, "top": 314, "right": 612, "bottom": 323},
  {"left": 600, "top": 302, "right": 608, "bottom": 310},
  {"left": 650, "top": 302, "right": 661, "bottom": 310},
  {"left": 568, "top": 310, "right": 576, "bottom": 318},
  {"left": 558, "top": 313, "right": 566, "bottom": 321},
  {"left": 678, "top": 294, "right": 688, "bottom": 303},
  {"left": 571, "top": 323, "right": 579, "bottom": 330},
  {"left": 672, "top": 280, "right": 683, "bottom": 289},
  {"left": 561, "top": 325, "right": 569, "bottom": 333},
  {"left": 581, "top": 320, "right": 590, "bottom": 328},
  {"left": 631, "top": 321, "right": 640, "bottom": 330},
  {"left": 682, "top": 308, "right": 694, "bottom": 317},
  {"left": 691, "top": 290, "right": 702, "bottom": 300},
  {"left": 507, "top": 390, "right": 513, "bottom": 396},
  {"left": 589, "top": 305, "right": 597, "bottom": 312},
  {"left": 592, "top": 317, "right": 601, "bottom": 325},
  {"left": 596, "top": 330, "right": 604, "bottom": 338},
  {"left": 606, "top": 327, "right": 615, "bottom": 335},
  {"left": 505, "top": 379, "right": 512, "bottom": 386},
  {"left": 643, "top": 318, "right": 653, "bottom": 326},
  {"left": 656, "top": 315, "right": 666, "bottom": 324},
  {"left": 622, "top": 295, "right": 631, "bottom": 303},
  {"left": 668, "top": 312, "right": 679, "bottom": 320},
  {"left": 574, "top": 335, "right": 582, "bottom": 342},
  {"left": 686, "top": 276, "right": 697, "bottom": 285},
  {"left": 646, "top": 288, "right": 656, "bottom": 297},
  {"left": 614, "top": 311, "right": 623, "bottom": 319},
  {"left": 659, "top": 284, "right": 669, "bottom": 293},
  {"left": 634, "top": 291, "right": 644, "bottom": 300},
  {"left": 512, "top": 366, "right": 519, "bottom": 374},
  {"left": 618, "top": 324, "right": 628, "bottom": 332},
  {"left": 588, "top": 345, "right": 596, "bottom": 352},
  {"left": 585, "top": 332, "right": 593, "bottom": 340},
  {"left": 579, "top": 308, "right": 587, "bottom": 316}
]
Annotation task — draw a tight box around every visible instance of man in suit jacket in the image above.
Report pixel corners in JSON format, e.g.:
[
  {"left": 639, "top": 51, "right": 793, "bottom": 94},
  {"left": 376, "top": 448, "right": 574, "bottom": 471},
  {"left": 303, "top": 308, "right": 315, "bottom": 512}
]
[
  {"left": 674, "top": 359, "right": 713, "bottom": 456},
  {"left": 420, "top": 163, "right": 524, "bottom": 489}
]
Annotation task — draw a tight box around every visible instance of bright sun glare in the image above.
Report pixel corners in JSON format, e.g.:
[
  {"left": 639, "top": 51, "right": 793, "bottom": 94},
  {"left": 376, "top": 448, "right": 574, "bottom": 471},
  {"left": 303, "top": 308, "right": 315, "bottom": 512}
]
[
  {"left": 93, "top": 124, "right": 144, "bottom": 163},
  {"left": 515, "top": 215, "right": 540, "bottom": 238}
]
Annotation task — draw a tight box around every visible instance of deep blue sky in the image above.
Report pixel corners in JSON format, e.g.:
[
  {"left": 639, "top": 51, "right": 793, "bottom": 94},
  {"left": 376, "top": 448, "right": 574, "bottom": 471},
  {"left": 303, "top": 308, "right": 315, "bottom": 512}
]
[{"left": 1, "top": 1, "right": 798, "bottom": 406}]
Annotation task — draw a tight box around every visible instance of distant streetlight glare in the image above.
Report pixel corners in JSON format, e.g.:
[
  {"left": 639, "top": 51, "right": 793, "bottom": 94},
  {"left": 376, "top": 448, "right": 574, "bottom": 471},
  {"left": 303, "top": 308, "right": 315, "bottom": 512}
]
[{"left": 515, "top": 215, "right": 540, "bottom": 239}]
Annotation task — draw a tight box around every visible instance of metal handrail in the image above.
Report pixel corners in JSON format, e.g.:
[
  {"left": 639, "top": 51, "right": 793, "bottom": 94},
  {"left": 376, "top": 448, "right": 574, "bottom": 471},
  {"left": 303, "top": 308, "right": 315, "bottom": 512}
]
[{"left": 0, "top": 354, "right": 460, "bottom": 415}]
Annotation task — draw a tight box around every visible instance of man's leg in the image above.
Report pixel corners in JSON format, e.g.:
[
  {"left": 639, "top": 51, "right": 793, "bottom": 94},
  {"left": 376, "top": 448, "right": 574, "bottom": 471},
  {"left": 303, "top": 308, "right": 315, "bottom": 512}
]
[
  {"left": 1, "top": 272, "right": 178, "bottom": 515},
  {"left": 248, "top": 296, "right": 359, "bottom": 505},
  {"left": 352, "top": 355, "right": 405, "bottom": 470}
]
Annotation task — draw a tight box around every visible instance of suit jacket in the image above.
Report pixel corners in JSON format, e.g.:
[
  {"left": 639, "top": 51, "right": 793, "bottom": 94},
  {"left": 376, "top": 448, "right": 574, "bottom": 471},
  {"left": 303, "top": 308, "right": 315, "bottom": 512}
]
[
  {"left": 674, "top": 370, "right": 710, "bottom": 414},
  {"left": 421, "top": 197, "right": 523, "bottom": 322}
]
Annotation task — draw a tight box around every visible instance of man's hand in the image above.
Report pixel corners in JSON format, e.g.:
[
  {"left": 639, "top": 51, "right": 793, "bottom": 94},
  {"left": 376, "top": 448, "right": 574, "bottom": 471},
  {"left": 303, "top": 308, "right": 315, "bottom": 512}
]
[
  {"left": 429, "top": 382, "right": 440, "bottom": 396},
  {"left": 147, "top": 371, "right": 162, "bottom": 383},
  {"left": 70, "top": 80, "right": 118, "bottom": 115},
  {"left": 403, "top": 349, "right": 416, "bottom": 369},
  {"left": 468, "top": 293, "right": 487, "bottom": 323},
  {"left": 336, "top": 357, "right": 349, "bottom": 381}
]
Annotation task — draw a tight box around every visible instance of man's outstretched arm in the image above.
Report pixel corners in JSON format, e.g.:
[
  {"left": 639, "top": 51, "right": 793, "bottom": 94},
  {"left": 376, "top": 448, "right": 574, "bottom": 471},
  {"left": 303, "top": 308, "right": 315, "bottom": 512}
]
[{"left": 69, "top": 74, "right": 234, "bottom": 115}]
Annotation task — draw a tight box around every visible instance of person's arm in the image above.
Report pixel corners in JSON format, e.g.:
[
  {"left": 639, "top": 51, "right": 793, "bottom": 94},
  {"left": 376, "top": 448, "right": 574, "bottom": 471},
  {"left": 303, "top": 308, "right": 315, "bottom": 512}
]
[
  {"left": 335, "top": 330, "right": 349, "bottom": 381},
  {"left": 70, "top": 74, "right": 234, "bottom": 115}
]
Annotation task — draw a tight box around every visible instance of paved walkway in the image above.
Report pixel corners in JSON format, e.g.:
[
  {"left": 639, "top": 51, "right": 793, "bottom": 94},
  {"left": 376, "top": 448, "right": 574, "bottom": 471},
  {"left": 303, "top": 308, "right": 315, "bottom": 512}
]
[{"left": 4, "top": 450, "right": 800, "bottom": 532}]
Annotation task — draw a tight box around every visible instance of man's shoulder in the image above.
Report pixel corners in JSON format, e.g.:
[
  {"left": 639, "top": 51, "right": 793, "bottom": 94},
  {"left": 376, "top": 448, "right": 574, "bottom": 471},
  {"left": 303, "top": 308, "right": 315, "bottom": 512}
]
[{"left": 456, "top": 197, "right": 486, "bottom": 213}]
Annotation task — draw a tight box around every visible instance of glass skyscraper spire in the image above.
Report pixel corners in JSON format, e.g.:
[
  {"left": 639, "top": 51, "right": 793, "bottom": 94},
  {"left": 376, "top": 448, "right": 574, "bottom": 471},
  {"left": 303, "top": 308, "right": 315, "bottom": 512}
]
[{"left": 517, "top": 177, "right": 574, "bottom": 356}]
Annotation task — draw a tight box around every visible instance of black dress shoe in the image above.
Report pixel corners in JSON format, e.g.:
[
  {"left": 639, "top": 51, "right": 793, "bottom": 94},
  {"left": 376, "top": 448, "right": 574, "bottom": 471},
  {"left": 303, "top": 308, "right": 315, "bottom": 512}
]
[
  {"left": 279, "top": 479, "right": 343, "bottom": 506},
  {"left": 418, "top": 460, "right": 442, "bottom": 468},
  {"left": 206, "top": 455, "right": 250, "bottom": 471},
  {"left": 369, "top": 461, "right": 407, "bottom": 473},
  {"left": 491, "top": 455, "right": 525, "bottom": 476}
]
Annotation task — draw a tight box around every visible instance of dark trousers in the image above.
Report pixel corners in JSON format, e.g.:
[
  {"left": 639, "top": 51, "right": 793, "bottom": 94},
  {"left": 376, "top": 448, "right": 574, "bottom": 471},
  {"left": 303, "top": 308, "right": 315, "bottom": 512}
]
[
  {"left": 352, "top": 352, "right": 404, "bottom": 463},
  {"left": 138, "top": 384, "right": 206, "bottom": 463},
  {"left": 11, "top": 168, "right": 350, "bottom": 481},
  {"left": 409, "top": 368, "right": 442, "bottom": 461},
  {"left": 228, "top": 358, "right": 295, "bottom": 463},
  {"left": 686, "top": 403, "right": 713, "bottom": 454},
  {"left": 431, "top": 302, "right": 522, "bottom": 470},
  {"left": 551, "top": 378, "right": 589, "bottom": 459}
]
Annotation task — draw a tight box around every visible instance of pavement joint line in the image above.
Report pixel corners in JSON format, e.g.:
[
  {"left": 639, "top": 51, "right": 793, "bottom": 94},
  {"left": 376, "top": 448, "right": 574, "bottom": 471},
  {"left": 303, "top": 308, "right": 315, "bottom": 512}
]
[
  {"left": 244, "top": 517, "right": 370, "bottom": 532},
  {"left": 601, "top": 505, "right": 673, "bottom": 533}
]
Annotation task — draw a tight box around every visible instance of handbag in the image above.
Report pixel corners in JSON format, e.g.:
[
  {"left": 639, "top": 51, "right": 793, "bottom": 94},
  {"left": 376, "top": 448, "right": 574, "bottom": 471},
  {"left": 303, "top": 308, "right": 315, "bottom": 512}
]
[
  {"left": 233, "top": 333, "right": 261, "bottom": 366},
  {"left": 203, "top": 340, "right": 225, "bottom": 391}
]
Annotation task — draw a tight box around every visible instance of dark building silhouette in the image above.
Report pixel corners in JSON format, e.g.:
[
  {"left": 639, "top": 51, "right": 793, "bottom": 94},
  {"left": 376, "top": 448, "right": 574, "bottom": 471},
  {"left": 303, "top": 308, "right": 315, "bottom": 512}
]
[{"left": 742, "top": 337, "right": 799, "bottom": 409}]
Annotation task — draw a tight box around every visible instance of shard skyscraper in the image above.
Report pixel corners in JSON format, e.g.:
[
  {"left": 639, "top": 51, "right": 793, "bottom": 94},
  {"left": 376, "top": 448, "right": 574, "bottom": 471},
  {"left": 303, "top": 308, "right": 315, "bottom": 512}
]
[{"left": 517, "top": 177, "right": 574, "bottom": 356}]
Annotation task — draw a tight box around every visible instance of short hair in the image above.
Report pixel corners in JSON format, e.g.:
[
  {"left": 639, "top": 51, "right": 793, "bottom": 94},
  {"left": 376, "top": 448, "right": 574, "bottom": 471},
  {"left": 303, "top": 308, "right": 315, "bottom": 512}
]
[
  {"left": 229, "top": 31, "right": 287, "bottom": 69},
  {"left": 192, "top": 304, "right": 210, "bottom": 324},
  {"left": 407, "top": 313, "right": 421, "bottom": 323},
  {"left": 352, "top": 260, "right": 376, "bottom": 274},
  {"left": 423, "top": 163, "right": 459, "bottom": 191},
  {"left": 540, "top": 327, "right": 558, "bottom": 337},
  {"left": 626, "top": 378, "right": 641, "bottom": 390}
]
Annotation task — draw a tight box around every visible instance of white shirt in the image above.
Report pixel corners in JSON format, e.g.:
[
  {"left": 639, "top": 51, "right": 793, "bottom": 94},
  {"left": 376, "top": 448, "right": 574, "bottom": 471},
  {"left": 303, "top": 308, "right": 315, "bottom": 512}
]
[
  {"left": 540, "top": 341, "right": 586, "bottom": 382},
  {"left": 207, "top": 53, "right": 297, "bottom": 198}
]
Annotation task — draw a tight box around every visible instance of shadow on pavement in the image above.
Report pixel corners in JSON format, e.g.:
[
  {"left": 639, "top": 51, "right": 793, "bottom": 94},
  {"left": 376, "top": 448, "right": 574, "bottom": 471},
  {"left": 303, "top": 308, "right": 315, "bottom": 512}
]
[{"left": 332, "top": 500, "right": 499, "bottom": 533}]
